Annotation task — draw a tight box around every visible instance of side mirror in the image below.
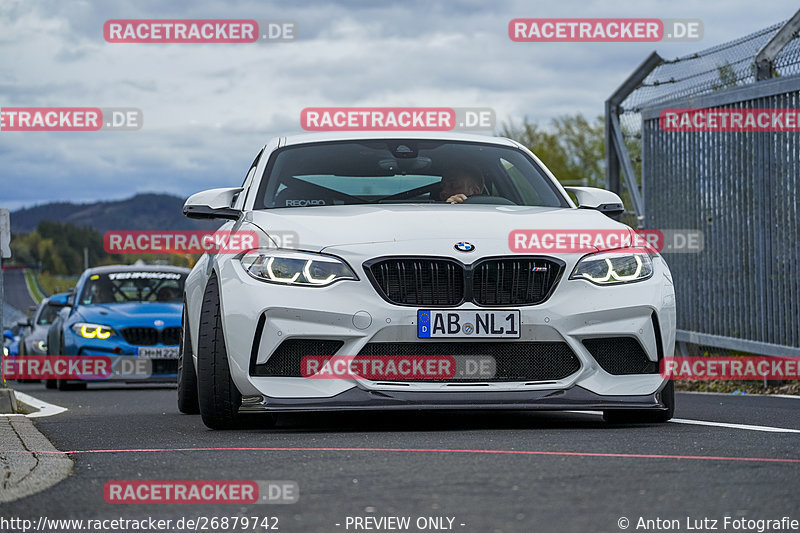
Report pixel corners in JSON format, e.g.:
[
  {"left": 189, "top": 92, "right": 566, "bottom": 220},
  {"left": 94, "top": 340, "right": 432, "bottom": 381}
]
[
  {"left": 49, "top": 293, "right": 71, "bottom": 306},
  {"left": 183, "top": 187, "right": 243, "bottom": 220},
  {"left": 563, "top": 186, "right": 625, "bottom": 217},
  {"left": 49, "top": 296, "right": 72, "bottom": 308},
  {"left": 17, "top": 319, "right": 32, "bottom": 328},
  {"left": 3, "top": 330, "right": 14, "bottom": 342}
]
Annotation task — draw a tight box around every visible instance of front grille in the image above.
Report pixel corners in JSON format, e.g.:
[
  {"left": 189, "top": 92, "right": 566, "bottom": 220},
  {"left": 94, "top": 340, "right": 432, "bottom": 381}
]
[
  {"left": 473, "top": 259, "right": 560, "bottom": 305},
  {"left": 161, "top": 327, "right": 181, "bottom": 345},
  {"left": 583, "top": 337, "right": 657, "bottom": 375},
  {"left": 120, "top": 327, "right": 179, "bottom": 346},
  {"left": 356, "top": 342, "right": 580, "bottom": 382},
  {"left": 251, "top": 339, "right": 344, "bottom": 377},
  {"left": 367, "top": 258, "right": 463, "bottom": 306},
  {"left": 365, "top": 257, "right": 562, "bottom": 307}
]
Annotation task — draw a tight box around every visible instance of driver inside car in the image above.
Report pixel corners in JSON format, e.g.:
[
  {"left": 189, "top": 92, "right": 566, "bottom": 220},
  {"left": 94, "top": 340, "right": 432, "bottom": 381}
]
[{"left": 439, "top": 166, "right": 485, "bottom": 203}]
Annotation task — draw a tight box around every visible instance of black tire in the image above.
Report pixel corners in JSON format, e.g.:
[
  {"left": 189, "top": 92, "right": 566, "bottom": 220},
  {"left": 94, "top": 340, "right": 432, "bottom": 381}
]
[
  {"left": 196, "top": 273, "right": 245, "bottom": 429},
  {"left": 45, "top": 379, "right": 57, "bottom": 389},
  {"left": 177, "top": 302, "right": 200, "bottom": 414},
  {"left": 603, "top": 381, "right": 675, "bottom": 424},
  {"left": 56, "top": 378, "right": 86, "bottom": 391}
]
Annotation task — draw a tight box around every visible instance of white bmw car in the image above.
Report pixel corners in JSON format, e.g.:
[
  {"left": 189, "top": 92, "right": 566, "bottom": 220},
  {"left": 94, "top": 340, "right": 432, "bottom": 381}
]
[{"left": 179, "top": 132, "right": 676, "bottom": 429}]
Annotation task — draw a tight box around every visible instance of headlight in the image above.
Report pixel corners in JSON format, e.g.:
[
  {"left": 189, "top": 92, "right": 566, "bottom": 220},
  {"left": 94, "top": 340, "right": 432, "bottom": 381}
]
[
  {"left": 35, "top": 340, "right": 47, "bottom": 352},
  {"left": 2, "top": 346, "right": 8, "bottom": 356},
  {"left": 72, "top": 323, "right": 116, "bottom": 339},
  {"left": 570, "top": 251, "right": 654, "bottom": 285},
  {"left": 240, "top": 249, "right": 358, "bottom": 287}
]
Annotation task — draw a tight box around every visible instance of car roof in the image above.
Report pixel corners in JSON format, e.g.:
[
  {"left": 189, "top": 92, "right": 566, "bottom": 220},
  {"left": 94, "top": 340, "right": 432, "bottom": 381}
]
[
  {"left": 279, "top": 131, "right": 521, "bottom": 148},
  {"left": 83, "top": 264, "right": 191, "bottom": 275}
]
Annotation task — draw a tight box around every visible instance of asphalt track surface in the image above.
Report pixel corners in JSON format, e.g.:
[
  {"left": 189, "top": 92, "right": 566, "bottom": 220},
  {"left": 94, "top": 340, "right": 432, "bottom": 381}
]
[
  {"left": 3, "top": 382, "right": 800, "bottom": 533},
  {"left": 2, "top": 268, "right": 36, "bottom": 312}
]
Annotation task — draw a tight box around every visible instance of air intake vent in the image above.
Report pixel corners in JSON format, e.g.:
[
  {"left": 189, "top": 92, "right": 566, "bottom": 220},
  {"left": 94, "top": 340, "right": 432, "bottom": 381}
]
[
  {"left": 356, "top": 342, "right": 580, "bottom": 382},
  {"left": 583, "top": 337, "right": 656, "bottom": 375},
  {"left": 251, "top": 339, "right": 344, "bottom": 377}
]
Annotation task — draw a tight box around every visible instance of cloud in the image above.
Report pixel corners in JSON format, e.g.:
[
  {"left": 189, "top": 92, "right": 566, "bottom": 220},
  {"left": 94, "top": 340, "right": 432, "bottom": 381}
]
[{"left": 1, "top": 0, "right": 798, "bottom": 209}]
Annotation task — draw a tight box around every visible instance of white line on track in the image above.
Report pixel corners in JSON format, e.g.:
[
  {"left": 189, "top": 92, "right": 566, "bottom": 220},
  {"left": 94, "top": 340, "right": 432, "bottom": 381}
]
[
  {"left": 2, "top": 391, "right": 68, "bottom": 418},
  {"left": 671, "top": 418, "right": 800, "bottom": 433},
  {"left": 568, "top": 410, "right": 800, "bottom": 434}
]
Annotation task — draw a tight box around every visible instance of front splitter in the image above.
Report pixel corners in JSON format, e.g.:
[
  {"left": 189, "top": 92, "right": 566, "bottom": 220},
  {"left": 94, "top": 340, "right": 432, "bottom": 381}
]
[{"left": 239, "top": 385, "right": 667, "bottom": 413}]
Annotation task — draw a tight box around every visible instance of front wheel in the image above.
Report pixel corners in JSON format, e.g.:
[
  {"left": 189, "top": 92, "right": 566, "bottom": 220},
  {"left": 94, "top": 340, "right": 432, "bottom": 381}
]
[
  {"left": 177, "top": 303, "right": 200, "bottom": 414},
  {"left": 603, "top": 381, "right": 675, "bottom": 424},
  {"left": 196, "top": 273, "right": 245, "bottom": 429}
]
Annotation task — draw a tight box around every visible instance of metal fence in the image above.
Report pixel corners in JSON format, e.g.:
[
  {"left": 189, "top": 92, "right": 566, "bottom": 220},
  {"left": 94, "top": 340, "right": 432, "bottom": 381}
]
[{"left": 606, "top": 10, "right": 800, "bottom": 357}]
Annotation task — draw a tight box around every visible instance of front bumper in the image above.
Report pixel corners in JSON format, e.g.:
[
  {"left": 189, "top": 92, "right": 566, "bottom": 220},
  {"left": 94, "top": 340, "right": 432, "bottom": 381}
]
[
  {"left": 213, "top": 252, "right": 676, "bottom": 407},
  {"left": 64, "top": 332, "right": 179, "bottom": 379}
]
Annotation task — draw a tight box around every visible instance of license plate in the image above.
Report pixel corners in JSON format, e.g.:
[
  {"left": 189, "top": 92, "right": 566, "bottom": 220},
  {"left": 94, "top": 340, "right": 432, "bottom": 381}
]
[
  {"left": 417, "top": 310, "right": 520, "bottom": 338},
  {"left": 137, "top": 346, "right": 180, "bottom": 359}
]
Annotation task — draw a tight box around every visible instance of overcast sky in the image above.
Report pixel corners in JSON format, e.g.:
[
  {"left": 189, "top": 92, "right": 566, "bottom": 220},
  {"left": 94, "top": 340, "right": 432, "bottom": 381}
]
[{"left": 1, "top": 0, "right": 797, "bottom": 211}]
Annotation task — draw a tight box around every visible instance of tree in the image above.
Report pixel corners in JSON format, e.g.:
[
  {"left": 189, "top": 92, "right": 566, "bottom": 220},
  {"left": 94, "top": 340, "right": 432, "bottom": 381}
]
[
  {"left": 501, "top": 113, "right": 605, "bottom": 187},
  {"left": 712, "top": 61, "right": 738, "bottom": 91}
]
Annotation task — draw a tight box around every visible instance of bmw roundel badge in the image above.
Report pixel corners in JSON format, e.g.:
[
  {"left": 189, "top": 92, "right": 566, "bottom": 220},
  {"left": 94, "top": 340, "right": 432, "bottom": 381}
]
[{"left": 454, "top": 242, "right": 475, "bottom": 252}]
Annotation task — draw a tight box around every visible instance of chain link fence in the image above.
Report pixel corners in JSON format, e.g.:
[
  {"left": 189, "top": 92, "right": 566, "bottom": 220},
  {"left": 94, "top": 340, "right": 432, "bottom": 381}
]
[{"left": 606, "top": 12, "right": 800, "bottom": 357}]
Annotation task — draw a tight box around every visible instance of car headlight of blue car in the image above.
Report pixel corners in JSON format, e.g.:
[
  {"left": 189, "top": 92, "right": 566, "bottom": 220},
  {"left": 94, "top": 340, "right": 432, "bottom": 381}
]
[{"left": 71, "top": 322, "right": 117, "bottom": 340}]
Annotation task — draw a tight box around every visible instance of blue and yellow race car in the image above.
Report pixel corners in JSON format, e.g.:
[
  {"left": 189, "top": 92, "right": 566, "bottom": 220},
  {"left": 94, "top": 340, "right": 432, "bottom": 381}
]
[{"left": 46, "top": 264, "right": 189, "bottom": 390}]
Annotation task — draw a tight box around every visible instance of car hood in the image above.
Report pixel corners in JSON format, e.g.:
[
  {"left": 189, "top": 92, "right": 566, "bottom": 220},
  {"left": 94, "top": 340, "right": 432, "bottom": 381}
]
[
  {"left": 75, "top": 302, "right": 182, "bottom": 326},
  {"left": 247, "top": 204, "right": 632, "bottom": 252}
]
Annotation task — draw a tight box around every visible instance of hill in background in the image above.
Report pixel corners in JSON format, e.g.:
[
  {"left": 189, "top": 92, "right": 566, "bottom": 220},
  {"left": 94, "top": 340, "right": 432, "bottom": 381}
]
[{"left": 10, "top": 193, "right": 219, "bottom": 234}]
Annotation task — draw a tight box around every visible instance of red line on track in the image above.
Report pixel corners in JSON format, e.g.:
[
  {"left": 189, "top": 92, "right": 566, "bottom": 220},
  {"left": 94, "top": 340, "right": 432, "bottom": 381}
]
[{"left": 1, "top": 446, "right": 799, "bottom": 463}]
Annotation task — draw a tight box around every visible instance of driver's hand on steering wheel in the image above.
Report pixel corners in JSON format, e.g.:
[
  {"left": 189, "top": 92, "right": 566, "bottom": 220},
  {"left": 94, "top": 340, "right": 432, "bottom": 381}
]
[{"left": 446, "top": 193, "right": 468, "bottom": 204}]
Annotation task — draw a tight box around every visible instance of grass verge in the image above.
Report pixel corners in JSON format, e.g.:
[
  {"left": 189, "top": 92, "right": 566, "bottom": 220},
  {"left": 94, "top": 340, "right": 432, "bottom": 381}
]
[
  {"left": 36, "top": 272, "right": 80, "bottom": 296},
  {"left": 23, "top": 270, "right": 46, "bottom": 303},
  {"left": 675, "top": 380, "right": 800, "bottom": 396}
]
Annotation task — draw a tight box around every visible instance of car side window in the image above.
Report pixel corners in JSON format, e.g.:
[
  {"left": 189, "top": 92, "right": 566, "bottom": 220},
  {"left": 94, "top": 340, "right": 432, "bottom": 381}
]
[{"left": 234, "top": 150, "right": 263, "bottom": 207}]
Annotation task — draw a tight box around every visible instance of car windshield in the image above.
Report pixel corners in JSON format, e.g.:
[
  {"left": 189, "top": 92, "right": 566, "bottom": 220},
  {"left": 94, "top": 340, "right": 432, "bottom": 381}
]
[
  {"left": 79, "top": 271, "right": 186, "bottom": 305},
  {"left": 37, "top": 303, "right": 62, "bottom": 325},
  {"left": 255, "top": 140, "right": 569, "bottom": 209}
]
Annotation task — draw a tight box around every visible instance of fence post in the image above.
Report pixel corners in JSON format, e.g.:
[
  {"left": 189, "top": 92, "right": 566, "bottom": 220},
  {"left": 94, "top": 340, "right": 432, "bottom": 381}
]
[
  {"left": 755, "top": 9, "right": 800, "bottom": 80},
  {"left": 605, "top": 52, "right": 662, "bottom": 224}
]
